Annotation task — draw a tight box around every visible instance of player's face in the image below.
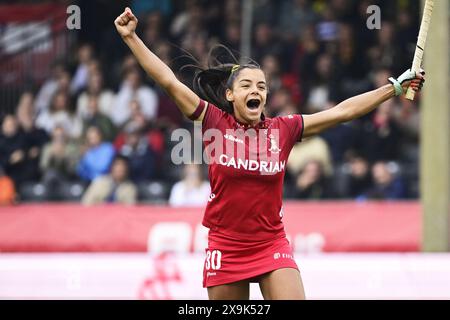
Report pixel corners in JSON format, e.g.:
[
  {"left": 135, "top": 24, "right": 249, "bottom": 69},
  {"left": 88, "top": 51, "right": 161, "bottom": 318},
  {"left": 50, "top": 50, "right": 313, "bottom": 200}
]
[{"left": 226, "top": 68, "right": 267, "bottom": 125}]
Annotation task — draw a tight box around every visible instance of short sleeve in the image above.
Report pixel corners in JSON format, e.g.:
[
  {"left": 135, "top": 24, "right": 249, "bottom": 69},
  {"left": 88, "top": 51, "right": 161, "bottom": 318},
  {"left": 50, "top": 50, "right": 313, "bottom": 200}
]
[
  {"left": 278, "top": 114, "right": 304, "bottom": 146},
  {"left": 201, "top": 100, "right": 227, "bottom": 132}
]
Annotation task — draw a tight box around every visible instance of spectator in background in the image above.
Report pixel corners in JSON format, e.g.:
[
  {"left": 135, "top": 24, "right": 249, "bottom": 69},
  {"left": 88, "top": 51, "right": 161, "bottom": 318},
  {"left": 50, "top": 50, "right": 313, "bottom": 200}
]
[
  {"left": 112, "top": 68, "right": 158, "bottom": 127},
  {"left": 131, "top": 0, "right": 172, "bottom": 18},
  {"left": 295, "top": 24, "right": 320, "bottom": 80},
  {"left": 340, "top": 153, "right": 372, "bottom": 199},
  {"left": 287, "top": 136, "right": 333, "bottom": 178},
  {"left": 316, "top": 4, "right": 339, "bottom": 43},
  {"left": 171, "top": 0, "right": 205, "bottom": 40},
  {"left": 169, "top": 164, "right": 210, "bottom": 207},
  {"left": 113, "top": 100, "right": 165, "bottom": 171},
  {"left": 222, "top": 21, "right": 241, "bottom": 51},
  {"left": 142, "top": 12, "right": 166, "bottom": 49},
  {"left": 252, "top": 22, "right": 282, "bottom": 63},
  {"left": 365, "top": 161, "right": 406, "bottom": 200},
  {"left": 277, "top": 102, "right": 299, "bottom": 117},
  {"left": 76, "top": 71, "right": 116, "bottom": 120},
  {"left": 392, "top": 97, "right": 420, "bottom": 165},
  {"left": 124, "top": 99, "right": 150, "bottom": 133},
  {"left": 367, "top": 22, "right": 401, "bottom": 74},
  {"left": 113, "top": 99, "right": 151, "bottom": 150},
  {"left": 396, "top": 10, "right": 417, "bottom": 72},
  {"left": 305, "top": 53, "right": 334, "bottom": 114},
  {"left": 0, "top": 166, "right": 16, "bottom": 205},
  {"left": 110, "top": 54, "right": 140, "bottom": 90},
  {"left": 355, "top": 99, "right": 401, "bottom": 162},
  {"left": 16, "top": 92, "right": 49, "bottom": 182},
  {"left": 156, "top": 89, "right": 185, "bottom": 130},
  {"left": 320, "top": 120, "right": 356, "bottom": 165},
  {"left": 277, "top": 0, "right": 317, "bottom": 41},
  {"left": 252, "top": 0, "right": 278, "bottom": 25},
  {"left": 261, "top": 54, "right": 283, "bottom": 93},
  {"left": 82, "top": 156, "right": 137, "bottom": 205},
  {"left": 223, "top": 0, "right": 241, "bottom": 24},
  {"left": 353, "top": 0, "right": 376, "bottom": 48},
  {"left": 267, "top": 87, "right": 294, "bottom": 117},
  {"left": 118, "top": 123, "right": 157, "bottom": 183},
  {"left": 34, "top": 61, "right": 68, "bottom": 115},
  {"left": 77, "top": 126, "right": 115, "bottom": 182},
  {"left": 392, "top": 98, "right": 420, "bottom": 141},
  {"left": 40, "top": 126, "right": 80, "bottom": 196},
  {"left": 316, "top": 68, "right": 389, "bottom": 165},
  {"left": 293, "top": 160, "right": 333, "bottom": 200},
  {"left": 184, "top": 33, "right": 209, "bottom": 66},
  {"left": 81, "top": 94, "right": 116, "bottom": 142},
  {"left": 0, "top": 115, "right": 28, "bottom": 186},
  {"left": 335, "top": 23, "right": 367, "bottom": 79},
  {"left": 35, "top": 90, "right": 82, "bottom": 140}
]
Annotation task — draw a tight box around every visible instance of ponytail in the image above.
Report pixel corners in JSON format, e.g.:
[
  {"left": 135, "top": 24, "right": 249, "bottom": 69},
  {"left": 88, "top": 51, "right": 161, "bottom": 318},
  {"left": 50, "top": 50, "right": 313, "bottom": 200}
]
[{"left": 183, "top": 45, "right": 261, "bottom": 115}]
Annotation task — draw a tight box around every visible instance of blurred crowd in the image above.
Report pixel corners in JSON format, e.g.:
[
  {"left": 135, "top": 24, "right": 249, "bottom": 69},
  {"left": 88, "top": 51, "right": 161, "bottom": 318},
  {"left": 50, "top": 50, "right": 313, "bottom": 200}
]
[{"left": 0, "top": 0, "right": 422, "bottom": 206}]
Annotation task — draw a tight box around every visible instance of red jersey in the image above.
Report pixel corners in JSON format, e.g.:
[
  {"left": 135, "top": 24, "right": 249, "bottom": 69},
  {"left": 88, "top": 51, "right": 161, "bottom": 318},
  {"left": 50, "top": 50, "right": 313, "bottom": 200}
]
[{"left": 201, "top": 100, "right": 304, "bottom": 241}]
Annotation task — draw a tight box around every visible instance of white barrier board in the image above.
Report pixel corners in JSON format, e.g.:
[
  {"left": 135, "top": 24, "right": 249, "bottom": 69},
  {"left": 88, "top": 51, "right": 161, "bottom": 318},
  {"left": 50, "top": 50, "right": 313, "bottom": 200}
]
[{"left": 1, "top": 253, "right": 449, "bottom": 300}]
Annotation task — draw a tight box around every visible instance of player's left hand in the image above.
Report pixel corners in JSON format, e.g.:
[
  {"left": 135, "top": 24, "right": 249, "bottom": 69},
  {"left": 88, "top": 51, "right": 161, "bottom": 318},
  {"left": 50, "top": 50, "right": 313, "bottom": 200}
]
[{"left": 388, "top": 69, "right": 425, "bottom": 96}]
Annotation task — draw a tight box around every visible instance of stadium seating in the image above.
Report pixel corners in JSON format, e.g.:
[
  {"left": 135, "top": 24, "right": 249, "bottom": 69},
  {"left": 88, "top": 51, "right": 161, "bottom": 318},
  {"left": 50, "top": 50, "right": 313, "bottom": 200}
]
[
  {"left": 19, "top": 182, "right": 49, "bottom": 202},
  {"left": 137, "top": 181, "right": 171, "bottom": 204}
]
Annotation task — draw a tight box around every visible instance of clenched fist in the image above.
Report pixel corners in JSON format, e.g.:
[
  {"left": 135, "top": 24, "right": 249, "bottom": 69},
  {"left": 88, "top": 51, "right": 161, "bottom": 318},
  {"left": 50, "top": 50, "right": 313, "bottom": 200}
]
[{"left": 114, "top": 7, "right": 138, "bottom": 38}]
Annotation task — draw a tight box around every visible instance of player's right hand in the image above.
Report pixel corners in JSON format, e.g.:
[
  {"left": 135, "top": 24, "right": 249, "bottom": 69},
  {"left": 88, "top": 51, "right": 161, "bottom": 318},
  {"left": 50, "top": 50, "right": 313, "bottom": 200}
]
[{"left": 114, "top": 7, "right": 138, "bottom": 38}]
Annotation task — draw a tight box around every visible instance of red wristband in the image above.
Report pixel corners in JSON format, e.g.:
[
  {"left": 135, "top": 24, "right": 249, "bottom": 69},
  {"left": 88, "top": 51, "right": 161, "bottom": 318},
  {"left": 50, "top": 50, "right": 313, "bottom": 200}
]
[{"left": 188, "top": 100, "right": 206, "bottom": 121}]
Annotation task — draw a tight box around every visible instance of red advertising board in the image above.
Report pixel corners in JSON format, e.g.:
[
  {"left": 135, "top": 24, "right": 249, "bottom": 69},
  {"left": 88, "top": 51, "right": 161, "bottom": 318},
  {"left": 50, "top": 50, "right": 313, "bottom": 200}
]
[{"left": 0, "top": 202, "right": 421, "bottom": 252}]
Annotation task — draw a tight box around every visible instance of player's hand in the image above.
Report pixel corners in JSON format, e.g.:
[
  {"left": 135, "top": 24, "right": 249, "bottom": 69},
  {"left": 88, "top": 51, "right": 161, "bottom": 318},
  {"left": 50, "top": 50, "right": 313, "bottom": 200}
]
[
  {"left": 388, "top": 69, "right": 425, "bottom": 96},
  {"left": 114, "top": 7, "right": 138, "bottom": 39}
]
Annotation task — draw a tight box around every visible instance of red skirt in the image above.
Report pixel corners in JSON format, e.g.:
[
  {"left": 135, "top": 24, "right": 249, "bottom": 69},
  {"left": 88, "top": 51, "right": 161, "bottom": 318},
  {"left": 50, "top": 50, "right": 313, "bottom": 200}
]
[{"left": 203, "top": 230, "right": 299, "bottom": 288}]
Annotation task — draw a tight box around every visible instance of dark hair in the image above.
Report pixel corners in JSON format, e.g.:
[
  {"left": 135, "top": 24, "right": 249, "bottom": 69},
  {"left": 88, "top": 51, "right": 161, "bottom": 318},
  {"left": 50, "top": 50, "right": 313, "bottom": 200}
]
[
  {"left": 111, "top": 155, "right": 130, "bottom": 175},
  {"left": 184, "top": 45, "right": 262, "bottom": 116},
  {"left": 113, "top": 154, "right": 130, "bottom": 166}
]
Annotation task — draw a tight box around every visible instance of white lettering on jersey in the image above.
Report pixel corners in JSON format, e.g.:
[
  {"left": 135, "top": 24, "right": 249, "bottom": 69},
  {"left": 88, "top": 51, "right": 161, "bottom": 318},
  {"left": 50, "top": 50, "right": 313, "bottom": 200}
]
[{"left": 218, "top": 155, "right": 286, "bottom": 174}]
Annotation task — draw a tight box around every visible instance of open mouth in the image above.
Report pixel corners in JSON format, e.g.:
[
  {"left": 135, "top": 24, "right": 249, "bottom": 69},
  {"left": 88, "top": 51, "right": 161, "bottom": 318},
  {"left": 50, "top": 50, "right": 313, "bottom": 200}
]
[{"left": 246, "top": 99, "right": 261, "bottom": 110}]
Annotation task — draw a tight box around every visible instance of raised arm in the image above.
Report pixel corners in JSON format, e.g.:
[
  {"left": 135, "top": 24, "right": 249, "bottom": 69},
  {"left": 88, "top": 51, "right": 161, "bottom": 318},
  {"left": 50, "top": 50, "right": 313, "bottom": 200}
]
[
  {"left": 114, "top": 7, "right": 205, "bottom": 121},
  {"left": 302, "top": 70, "right": 425, "bottom": 138}
]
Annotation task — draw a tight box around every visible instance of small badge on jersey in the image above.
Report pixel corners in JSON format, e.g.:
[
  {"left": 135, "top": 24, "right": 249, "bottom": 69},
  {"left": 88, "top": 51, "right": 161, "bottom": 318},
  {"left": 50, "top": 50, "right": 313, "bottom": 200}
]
[
  {"left": 273, "top": 252, "right": 294, "bottom": 260},
  {"left": 268, "top": 134, "right": 281, "bottom": 154}
]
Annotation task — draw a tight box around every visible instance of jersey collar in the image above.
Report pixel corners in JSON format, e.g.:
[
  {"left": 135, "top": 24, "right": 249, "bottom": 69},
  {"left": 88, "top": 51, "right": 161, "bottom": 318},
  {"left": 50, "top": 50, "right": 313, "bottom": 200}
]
[{"left": 232, "top": 113, "right": 269, "bottom": 130}]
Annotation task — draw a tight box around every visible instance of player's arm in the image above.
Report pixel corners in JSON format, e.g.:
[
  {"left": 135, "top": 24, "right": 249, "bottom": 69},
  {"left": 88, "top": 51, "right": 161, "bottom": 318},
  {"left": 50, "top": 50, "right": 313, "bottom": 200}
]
[
  {"left": 114, "top": 7, "right": 205, "bottom": 121},
  {"left": 302, "top": 69, "right": 425, "bottom": 138}
]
